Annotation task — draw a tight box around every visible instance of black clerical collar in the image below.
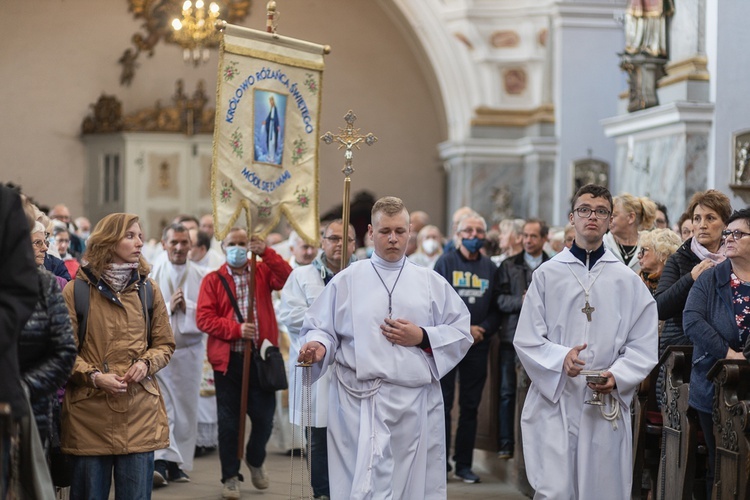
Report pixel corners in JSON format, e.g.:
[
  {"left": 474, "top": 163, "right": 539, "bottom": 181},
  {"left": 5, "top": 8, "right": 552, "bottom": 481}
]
[{"left": 570, "top": 241, "right": 605, "bottom": 270}]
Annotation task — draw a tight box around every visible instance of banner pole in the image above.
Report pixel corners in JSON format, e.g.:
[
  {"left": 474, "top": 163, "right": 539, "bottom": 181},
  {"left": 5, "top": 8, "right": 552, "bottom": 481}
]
[{"left": 237, "top": 252, "right": 257, "bottom": 460}]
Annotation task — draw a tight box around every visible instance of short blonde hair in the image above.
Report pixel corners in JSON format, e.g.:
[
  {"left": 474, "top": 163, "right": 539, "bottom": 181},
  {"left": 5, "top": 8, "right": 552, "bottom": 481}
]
[
  {"left": 639, "top": 228, "right": 681, "bottom": 263},
  {"left": 372, "top": 196, "right": 407, "bottom": 219}
]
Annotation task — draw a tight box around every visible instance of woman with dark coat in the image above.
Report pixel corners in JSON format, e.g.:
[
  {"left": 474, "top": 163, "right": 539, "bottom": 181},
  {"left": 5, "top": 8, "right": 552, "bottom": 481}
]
[
  {"left": 19, "top": 221, "right": 77, "bottom": 443},
  {"left": 655, "top": 189, "right": 732, "bottom": 354},
  {"left": 683, "top": 208, "right": 750, "bottom": 496}
]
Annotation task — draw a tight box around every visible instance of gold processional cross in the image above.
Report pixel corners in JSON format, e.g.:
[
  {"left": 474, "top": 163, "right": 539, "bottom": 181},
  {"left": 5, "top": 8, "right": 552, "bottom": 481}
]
[{"left": 321, "top": 110, "right": 377, "bottom": 272}]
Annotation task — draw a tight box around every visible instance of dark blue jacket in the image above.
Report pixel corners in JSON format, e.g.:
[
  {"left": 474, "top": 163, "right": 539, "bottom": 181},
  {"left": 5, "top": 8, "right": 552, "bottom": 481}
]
[
  {"left": 44, "top": 253, "right": 71, "bottom": 281},
  {"left": 683, "top": 259, "right": 743, "bottom": 413},
  {"left": 433, "top": 248, "right": 501, "bottom": 345}
]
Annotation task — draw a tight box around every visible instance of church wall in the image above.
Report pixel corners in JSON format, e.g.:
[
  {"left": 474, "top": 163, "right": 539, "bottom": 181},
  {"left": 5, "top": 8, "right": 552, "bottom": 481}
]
[
  {"left": 553, "top": 5, "right": 624, "bottom": 222},
  {"left": 706, "top": 0, "right": 750, "bottom": 206},
  {"left": 0, "top": 0, "right": 447, "bottom": 229}
]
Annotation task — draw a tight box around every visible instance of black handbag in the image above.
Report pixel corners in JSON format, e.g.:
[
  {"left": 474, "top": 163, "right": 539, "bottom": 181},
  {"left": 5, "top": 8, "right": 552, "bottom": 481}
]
[
  {"left": 217, "top": 274, "right": 288, "bottom": 392},
  {"left": 252, "top": 344, "right": 288, "bottom": 392}
]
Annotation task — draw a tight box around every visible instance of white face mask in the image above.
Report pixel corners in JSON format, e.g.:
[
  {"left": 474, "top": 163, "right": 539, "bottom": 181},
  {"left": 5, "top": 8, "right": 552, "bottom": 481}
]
[{"left": 421, "top": 238, "right": 439, "bottom": 255}]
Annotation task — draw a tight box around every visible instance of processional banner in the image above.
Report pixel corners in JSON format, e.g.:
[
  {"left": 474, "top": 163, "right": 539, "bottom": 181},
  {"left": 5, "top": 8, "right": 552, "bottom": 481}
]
[{"left": 212, "top": 23, "right": 325, "bottom": 244}]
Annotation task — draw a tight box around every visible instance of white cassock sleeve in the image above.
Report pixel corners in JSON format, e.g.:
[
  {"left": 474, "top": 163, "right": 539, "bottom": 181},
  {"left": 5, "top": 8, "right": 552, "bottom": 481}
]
[
  {"left": 606, "top": 279, "right": 659, "bottom": 407},
  {"left": 514, "top": 270, "right": 572, "bottom": 404},
  {"left": 421, "top": 272, "right": 473, "bottom": 380},
  {"left": 299, "top": 278, "right": 342, "bottom": 383},
  {"left": 278, "top": 268, "right": 313, "bottom": 337}
]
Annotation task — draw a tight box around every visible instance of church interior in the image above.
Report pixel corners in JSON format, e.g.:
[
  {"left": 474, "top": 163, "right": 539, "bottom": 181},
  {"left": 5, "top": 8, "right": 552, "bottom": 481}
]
[
  {"left": 7, "top": 1, "right": 750, "bottom": 498},
  {"left": 5, "top": 0, "right": 750, "bottom": 236}
]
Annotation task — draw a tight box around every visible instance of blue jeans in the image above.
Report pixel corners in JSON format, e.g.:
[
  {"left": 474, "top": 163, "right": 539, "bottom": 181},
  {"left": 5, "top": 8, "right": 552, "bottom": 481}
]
[
  {"left": 307, "top": 426, "right": 329, "bottom": 497},
  {"left": 498, "top": 347, "right": 517, "bottom": 452},
  {"left": 440, "top": 341, "right": 489, "bottom": 470},
  {"left": 69, "top": 452, "right": 154, "bottom": 500},
  {"left": 215, "top": 352, "right": 276, "bottom": 482}
]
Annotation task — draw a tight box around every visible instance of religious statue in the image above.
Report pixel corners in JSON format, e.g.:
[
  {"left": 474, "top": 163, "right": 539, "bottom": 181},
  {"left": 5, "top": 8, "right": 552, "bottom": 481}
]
[
  {"left": 491, "top": 185, "right": 513, "bottom": 225},
  {"left": 118, "top": 49, "right": 140, "bottom": 87},
  {"left": 736, "top": 141, "right": 750, "bottom": 184},
  {"left": 624, "top": 0, "right": 675, "bottom": 58}
]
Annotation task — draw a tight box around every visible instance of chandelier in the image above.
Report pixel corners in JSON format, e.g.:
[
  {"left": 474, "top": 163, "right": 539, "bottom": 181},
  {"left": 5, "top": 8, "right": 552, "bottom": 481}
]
[
  {"left": 171, "top": 0, "right": 222, "bottom": 66},
  {"left": 118, "top": 1, "right": 251, "bottom": 86}
]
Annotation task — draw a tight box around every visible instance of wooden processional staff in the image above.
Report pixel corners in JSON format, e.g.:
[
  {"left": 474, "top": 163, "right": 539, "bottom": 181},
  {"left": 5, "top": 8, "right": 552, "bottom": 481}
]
[
  {"left": 321, "top": 110, "right": 378, "bottom": 271},
  {"left": 287, "top": 111, "right": 378, "bottom": 498},
  {"left": 236, "top": 0, "right": 280, "bottom": 462}
]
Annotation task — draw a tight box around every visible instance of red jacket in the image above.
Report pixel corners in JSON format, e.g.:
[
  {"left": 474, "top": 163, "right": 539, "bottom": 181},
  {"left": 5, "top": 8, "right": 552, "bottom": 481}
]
[{"left": 196, "top": 248, "right": 291, "bottom": 373}]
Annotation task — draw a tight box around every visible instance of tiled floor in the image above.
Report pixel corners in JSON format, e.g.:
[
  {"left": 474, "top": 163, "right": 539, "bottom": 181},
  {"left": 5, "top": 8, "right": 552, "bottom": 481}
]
[{"left": 150, "top": 445, "right": 529, "bottom": 499}]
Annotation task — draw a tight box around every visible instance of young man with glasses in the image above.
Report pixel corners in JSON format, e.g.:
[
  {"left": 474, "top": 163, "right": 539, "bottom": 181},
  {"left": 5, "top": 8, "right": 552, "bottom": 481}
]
[
  {"left": 513, "top": 184, "right": 658, "bottom": 499},
  {"left": 433, "top": 211, "right": 502, "bottom": 483}
]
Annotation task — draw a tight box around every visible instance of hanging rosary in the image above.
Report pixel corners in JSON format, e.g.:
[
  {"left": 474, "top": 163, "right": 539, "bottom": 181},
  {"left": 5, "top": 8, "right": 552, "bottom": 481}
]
[{"left": 290, "top": 359, "right": 313, "bottom": 499}]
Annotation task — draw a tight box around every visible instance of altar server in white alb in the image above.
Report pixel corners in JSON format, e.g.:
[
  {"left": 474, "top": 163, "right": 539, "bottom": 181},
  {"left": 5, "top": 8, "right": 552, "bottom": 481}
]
[
  {"left": 278, "top": 220, "right": 357, "bottom": 499},
  {"left": 298, "top": 196, "right": 473, "bottom": 500},
  {"left": 514, "top": 184, "right": 658, "bottom": 500},
  {"left": 150, "top": 223, "right": 208, "bottom": 485}
]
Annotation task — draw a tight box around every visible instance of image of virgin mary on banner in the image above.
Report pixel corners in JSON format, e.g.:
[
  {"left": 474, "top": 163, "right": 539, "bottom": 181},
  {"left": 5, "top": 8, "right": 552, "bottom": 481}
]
[{"left": 212, "top": 23, "right": 326, "bottom": 245}]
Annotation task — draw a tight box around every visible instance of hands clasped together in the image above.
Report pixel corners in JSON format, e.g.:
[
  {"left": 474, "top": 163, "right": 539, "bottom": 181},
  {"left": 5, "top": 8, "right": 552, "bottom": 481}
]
[
  {"left": 564, "top": 343, "right": 617, "bottom": 395},
  {"left": 95, "top": 359, "right": 149, "bottom": 396}
]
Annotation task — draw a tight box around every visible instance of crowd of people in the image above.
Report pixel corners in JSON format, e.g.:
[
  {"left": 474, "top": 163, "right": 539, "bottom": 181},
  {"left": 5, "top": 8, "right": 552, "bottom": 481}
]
[{"left": 2, "top": 181, "right": 749, "bottom": 499}]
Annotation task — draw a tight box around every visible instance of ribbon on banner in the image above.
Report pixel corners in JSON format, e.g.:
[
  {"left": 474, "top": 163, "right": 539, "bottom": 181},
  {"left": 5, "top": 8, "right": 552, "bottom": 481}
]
[{"left": 212, "top": 23, "right": 326, "bottom": 245}]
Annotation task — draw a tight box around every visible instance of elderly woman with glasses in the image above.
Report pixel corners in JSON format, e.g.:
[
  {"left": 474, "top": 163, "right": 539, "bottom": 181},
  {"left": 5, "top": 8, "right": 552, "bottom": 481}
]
[
  {"left": 683, "top": 207, "right": 750, "bottom": 496},
  {"left": 19, "top": 220, "right": 76, "bottom": 459},
  {"left": 637, "top": 229, "right": 682, "bottom": 296}
]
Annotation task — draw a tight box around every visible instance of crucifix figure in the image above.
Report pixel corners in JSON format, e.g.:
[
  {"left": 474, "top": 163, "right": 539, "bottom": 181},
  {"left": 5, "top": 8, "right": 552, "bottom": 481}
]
[
  {"left": 320, "top": 110, "right": 377, "bottom": 272},
  {"left": 582, "top": 301, "right": 595, "bottom": 322}
]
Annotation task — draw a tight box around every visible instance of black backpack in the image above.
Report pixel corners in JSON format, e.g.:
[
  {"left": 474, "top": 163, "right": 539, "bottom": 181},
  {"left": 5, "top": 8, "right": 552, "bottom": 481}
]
[{"left": 73, "top": 278, "right": 154, "bottom": 350}]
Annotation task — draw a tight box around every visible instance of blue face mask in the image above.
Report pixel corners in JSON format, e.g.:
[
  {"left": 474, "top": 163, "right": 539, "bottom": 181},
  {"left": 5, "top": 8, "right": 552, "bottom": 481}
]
[
  {"left": 462, "top": 237, "right": 484, "bottom": 254},
  {"left": 366, "top": 246, "right": 374, "bottom": 258},
  {"left": 226, "top": 246, "right": 248, "bottom": 267}
]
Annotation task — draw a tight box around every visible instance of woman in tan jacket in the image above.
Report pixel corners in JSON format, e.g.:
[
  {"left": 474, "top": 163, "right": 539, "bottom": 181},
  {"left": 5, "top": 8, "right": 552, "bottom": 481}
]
[{"left": 61, "top": 213, "right": 174, "bottom": 499}]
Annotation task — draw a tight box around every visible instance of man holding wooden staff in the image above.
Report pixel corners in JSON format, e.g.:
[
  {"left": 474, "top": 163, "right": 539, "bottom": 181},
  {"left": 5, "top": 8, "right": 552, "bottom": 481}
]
[{"left": 196, "top": 228, "right": 291, "bottom": 499}]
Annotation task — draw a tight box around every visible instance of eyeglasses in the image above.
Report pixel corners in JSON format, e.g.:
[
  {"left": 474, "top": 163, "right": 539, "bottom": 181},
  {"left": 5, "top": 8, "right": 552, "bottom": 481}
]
[
  {"left": 573, "top": 207, "right": 611, "bottom": 220},
  {"left": 323, "top": 236, "right": 355, "bottom": 244},
  {"left": 637, "top": 247, "right": 649, "bottom": 259},
  {"left": 722, "top": 229, "right": 750, "bottom": 241},
  {"left": 458, "top": 227, "right": 486, "bottom": 236},
  {"left": 32, "top": 239, "right": 47, "bottom": 249}
]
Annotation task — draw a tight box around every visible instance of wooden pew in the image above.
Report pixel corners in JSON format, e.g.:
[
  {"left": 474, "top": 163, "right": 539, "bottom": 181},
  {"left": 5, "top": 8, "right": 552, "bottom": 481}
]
[
  {"left": 655, "top": 346, "right": 707, "bottom": 500},
  {"left": 707, "top": 359, "right": 750, "bottom": 500},
  {"left": 633, "top": 359, "right": 662, "bottom": 499}
]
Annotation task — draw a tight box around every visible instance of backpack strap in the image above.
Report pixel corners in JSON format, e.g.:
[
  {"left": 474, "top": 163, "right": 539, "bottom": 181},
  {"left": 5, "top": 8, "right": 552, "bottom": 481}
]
[
  {"left": 139, "top": 279, "right": 154, "bottom": 347},
  {"left": 74, "top": 277, "right": 155, "bottom": 351},
  {"left": 73, "top": 279, "right": 90, "bottom": 351}
]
